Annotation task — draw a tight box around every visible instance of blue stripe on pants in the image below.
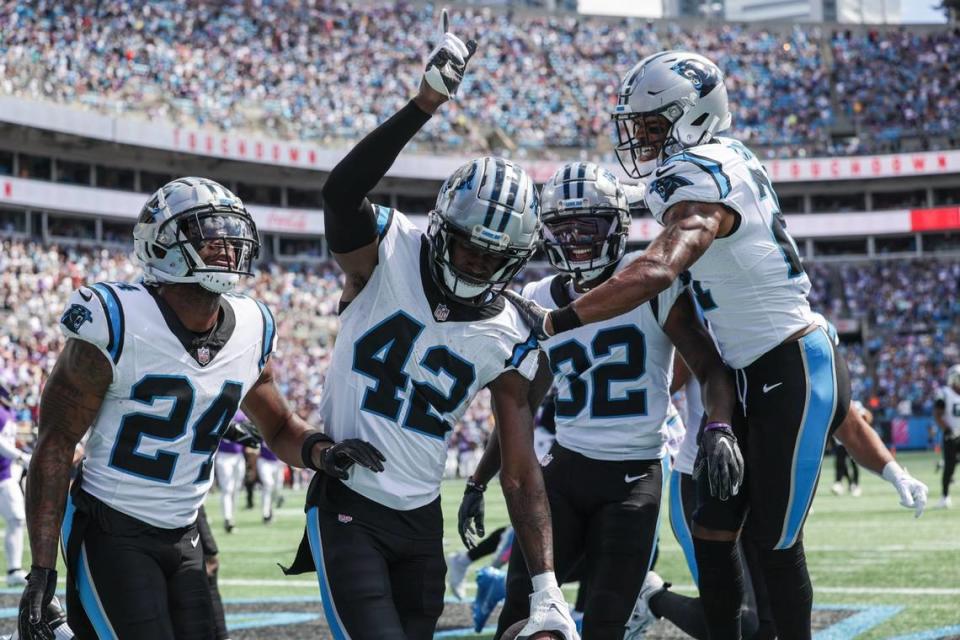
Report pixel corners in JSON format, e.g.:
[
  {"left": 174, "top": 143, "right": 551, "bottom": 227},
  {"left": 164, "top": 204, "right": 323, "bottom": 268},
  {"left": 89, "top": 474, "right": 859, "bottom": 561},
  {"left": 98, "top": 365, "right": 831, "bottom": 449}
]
[
  {"left": 306, "top": 507, "right": 351, "bottom": 639},
  {"left": 63, "top": 492, "right": 119, "bottom": 639},
  {"left": 668, "top": 469, "right": 698, "bottom": 585},
  {"left": 776, "top": 328, "right": 837, "bottom": 550},
  {"left": 76, "top": 545, "right": 119, "bottom": 639},
  {"left": 647, "top": 456, "right": 669, "bottom": 573}
]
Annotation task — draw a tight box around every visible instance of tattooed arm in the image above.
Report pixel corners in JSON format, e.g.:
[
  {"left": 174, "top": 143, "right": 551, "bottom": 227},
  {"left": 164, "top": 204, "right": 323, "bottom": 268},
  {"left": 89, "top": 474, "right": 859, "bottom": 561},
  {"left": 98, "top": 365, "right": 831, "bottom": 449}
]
[
  {"left": 27, "top": 339, "right": 111, "bottom": 569},
  {"left": 489, "top": 370, "right": 554, "bottom": 575}
]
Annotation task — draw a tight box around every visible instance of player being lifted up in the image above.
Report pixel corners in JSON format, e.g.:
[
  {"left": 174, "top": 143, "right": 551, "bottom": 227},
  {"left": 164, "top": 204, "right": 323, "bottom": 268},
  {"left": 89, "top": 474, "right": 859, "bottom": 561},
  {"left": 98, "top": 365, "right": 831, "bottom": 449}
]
[
  {"left": 18, "top": 178, "right": 362, "bottom": 640},
  {"left": 279, "top": 11, "right": 578, "bottom": 640},
  {"left": 458, "top": 162, "right": 737, "bottom": 639},
  {"left": 506, "top": 51, "right": 854, "bottom": 639}
]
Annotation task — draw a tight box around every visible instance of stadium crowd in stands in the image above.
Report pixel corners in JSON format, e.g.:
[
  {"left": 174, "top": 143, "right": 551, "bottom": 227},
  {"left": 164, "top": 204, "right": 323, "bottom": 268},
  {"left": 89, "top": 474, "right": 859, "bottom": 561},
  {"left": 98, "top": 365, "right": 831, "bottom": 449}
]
[
  {"left": 2, "top": 1, "right": 958, "bottom": 159},
  {"left": 1, "top": 239, "right": 956, "bottom": 457}
]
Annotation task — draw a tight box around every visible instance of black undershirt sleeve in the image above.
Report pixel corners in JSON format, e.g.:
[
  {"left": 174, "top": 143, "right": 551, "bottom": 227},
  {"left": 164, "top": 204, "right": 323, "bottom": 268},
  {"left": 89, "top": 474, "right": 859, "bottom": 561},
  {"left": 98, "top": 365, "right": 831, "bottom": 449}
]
[{"left": 322, "top": 100, "right": 432, "bottom": 253}]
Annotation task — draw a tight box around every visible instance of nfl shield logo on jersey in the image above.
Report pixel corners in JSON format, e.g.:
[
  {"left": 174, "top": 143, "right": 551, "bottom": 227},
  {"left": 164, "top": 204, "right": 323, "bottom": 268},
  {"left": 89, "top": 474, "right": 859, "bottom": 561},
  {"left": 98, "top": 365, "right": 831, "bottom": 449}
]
[
  {"left": 197, "top": 346, "right": 211, "bottom": 365},
  {"left": 434, "top": 304, "right": 450, "bottom": 322}
]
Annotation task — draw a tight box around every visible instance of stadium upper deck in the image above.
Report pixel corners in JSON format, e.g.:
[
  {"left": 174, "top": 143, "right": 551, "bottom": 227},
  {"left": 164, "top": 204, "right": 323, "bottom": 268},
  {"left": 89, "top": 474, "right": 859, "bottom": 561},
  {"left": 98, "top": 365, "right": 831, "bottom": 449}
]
[{"left": 1, "top": 0, "right": 958, "bottom": 160}]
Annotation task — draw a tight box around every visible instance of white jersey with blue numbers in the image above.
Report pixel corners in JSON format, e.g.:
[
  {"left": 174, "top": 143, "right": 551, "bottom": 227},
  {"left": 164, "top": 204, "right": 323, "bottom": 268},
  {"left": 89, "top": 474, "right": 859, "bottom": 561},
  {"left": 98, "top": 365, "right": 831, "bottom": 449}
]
[
  {"left": 645, "top": 137, "right": 815, "bottom": 369},
  {"left": 59, "top": 282, "right": 275, "bottom": 528},
  {"left": 320, "top": 209, "right": 541, "bottom": 510},
  {"left": 935, "top": 387, "right": 960, "bottom": 438},
  {"left": 521, "top": 252, "right": 684, "bottom": 461}
]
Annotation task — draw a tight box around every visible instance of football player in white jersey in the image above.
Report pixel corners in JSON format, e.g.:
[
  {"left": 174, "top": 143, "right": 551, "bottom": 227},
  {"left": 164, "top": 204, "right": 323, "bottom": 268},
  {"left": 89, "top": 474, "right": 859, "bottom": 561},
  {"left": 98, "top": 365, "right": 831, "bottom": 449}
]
[
  {"left": 278, "top": 14, "right": 578, "bottom": 640},
  {"left": 629, "top": 319, "right": 927, "bottom": 639},
  {"left": 506, "top": 51, "right": 854, "bottom": 638},
  {"left": 17, "top": 178, "right": 367, "bottom": 640},
  {"left": 933, "top": 365, "right": 960, "bottom": 508},
  {"left": 460, "top": 162, "right": 735, "bottom": 639}
]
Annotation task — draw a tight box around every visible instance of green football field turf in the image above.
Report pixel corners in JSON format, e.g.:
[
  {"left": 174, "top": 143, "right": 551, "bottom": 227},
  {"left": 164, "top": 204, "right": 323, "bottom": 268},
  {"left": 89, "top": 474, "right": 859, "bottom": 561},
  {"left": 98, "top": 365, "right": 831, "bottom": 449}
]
[{"left": 30, "top": 450, "right": 958, "bottom": 638}]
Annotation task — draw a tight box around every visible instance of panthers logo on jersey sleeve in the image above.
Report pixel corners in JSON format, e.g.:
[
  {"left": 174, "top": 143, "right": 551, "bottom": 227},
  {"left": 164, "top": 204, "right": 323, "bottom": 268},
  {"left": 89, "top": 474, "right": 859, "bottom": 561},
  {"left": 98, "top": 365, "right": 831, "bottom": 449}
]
[
  {"left": 59, "top": 284, "right": 125, "bottom": 374},
  {"left": 645, "top": 149, "right": 736, "bottom": 224}
]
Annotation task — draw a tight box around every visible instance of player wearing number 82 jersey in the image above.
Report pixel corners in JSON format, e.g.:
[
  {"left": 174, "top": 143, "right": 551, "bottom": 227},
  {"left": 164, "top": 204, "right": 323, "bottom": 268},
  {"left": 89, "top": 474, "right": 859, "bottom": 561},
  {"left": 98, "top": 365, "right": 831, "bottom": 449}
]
[{"left": 461, "top": 162, "right": 736, "bottom": 639}]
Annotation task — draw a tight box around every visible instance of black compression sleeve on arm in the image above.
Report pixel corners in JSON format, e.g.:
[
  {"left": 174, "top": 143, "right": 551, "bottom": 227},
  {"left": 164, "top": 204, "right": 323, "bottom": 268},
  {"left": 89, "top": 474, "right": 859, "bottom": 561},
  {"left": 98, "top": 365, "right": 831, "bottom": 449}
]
[{"left": 322, "top": 100, "right": 433, "bottom": 253}]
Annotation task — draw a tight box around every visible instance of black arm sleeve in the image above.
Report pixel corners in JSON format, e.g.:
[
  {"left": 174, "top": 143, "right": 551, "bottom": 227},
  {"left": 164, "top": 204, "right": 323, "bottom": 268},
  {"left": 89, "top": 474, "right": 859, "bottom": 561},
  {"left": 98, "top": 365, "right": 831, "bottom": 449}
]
[{"left": 322, "top": 100, "right": 432, "bottom": 253}]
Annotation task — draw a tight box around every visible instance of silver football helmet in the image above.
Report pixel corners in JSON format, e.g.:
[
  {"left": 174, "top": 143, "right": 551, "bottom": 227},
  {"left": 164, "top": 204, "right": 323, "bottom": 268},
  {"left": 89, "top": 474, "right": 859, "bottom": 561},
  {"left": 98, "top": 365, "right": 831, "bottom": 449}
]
[
  {"left": 613, "top": 51, "right": 732, "bottom": 178},
  {"left": 948, "top": 364, "right": 960, "bottom": 392},
  {"left": 540, "top": 162, "right": 630, "bottom": 287},
  {"left": 134, "top": 177, "right": 260, "bottom": 294},
  {"left": 428, "top": 157, "right": 540, "bottom": 306}
]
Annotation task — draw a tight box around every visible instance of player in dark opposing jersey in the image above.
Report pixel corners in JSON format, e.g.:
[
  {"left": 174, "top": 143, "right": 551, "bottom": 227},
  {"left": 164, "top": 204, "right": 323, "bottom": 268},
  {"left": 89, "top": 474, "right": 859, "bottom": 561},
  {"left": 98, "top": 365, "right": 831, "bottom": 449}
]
[
  {"left": 458, "top": 162, "right": 736, "bottom": 639},
  {"left": 279, "top": 12, "right": 577, "bottom": 640},
  {"left": 17, "top": 178, "right": 366, "bottom": 640}
]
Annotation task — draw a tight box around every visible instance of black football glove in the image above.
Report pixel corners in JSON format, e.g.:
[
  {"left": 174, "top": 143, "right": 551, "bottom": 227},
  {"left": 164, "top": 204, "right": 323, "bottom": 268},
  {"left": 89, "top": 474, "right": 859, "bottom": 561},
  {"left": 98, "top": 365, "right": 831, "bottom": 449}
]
[
  {"left": 423, "top": 8, "right": 478, "bottom": 99},
  {"left": 458, "top": 479, "right": 486, "bottom": 549},
  {"left": 693, "top": 423, "right": 744, "bottom": 501},
  {"left": 502, "top": 290, "right": 551, "bottom": 341},
  {"left": 320, "top": 439, "right": 386, "bottom": 480},
  {"left": 222, "top": 421, "right": 263, "bottom": 448},
  {"left": 18, "top": 566, "right": 58, "bottom": 640}
]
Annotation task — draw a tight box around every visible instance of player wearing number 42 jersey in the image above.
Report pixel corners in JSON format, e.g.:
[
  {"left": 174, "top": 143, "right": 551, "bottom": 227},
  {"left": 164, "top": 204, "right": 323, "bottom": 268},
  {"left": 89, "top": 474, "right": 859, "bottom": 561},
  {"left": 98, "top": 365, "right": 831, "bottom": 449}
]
[
  {"left": 280, "top": 12, "right": 577, "bottom": 640},
  {"left": 18, "top": 178, "right": 354, "bottom": 640},
  {"left": 506, "top": 51, "right": 855, "bottom": 639}
]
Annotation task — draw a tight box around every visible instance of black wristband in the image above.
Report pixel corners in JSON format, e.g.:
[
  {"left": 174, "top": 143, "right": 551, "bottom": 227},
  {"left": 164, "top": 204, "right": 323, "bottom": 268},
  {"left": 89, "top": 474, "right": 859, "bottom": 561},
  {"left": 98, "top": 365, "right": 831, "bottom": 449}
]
[
  {"left": 301, "top": 432, "right": 334, "bottom": 471},
  {"left": 465, "top": 478, "right": 487, "bottom": 493},
  {"left": 549, "top": 305, "right": 583, "bottom": 334}
]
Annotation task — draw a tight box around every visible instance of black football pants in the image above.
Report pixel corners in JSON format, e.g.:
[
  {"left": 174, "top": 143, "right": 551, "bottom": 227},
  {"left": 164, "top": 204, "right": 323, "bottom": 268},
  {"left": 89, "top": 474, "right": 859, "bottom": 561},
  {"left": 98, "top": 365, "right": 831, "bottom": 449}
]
[
  {"left": 495, "top": 442, "right": 664, "bottom": 640},
  {"left": 64, "top": 490, "right": 214, "bottom": 640}
]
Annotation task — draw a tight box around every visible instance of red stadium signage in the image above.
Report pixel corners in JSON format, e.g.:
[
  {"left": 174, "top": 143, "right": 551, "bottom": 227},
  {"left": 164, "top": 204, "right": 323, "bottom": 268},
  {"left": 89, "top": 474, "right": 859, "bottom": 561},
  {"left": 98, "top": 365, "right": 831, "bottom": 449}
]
[
  {"left": 2, "top": 97, "right": 960, "bottom": 186},
  {"left": 909, "top": 206, "right": 960, "bottom": 232}
]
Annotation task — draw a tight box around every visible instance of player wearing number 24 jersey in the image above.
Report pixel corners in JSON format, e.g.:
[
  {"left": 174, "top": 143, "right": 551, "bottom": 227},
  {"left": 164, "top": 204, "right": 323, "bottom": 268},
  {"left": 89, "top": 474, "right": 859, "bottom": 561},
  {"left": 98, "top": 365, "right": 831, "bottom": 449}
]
[
  {"left": 19, "top": 178, "right": 351, "bottom": 640},
  {"left": 279, "top": 12, "right": 578, "bottom": 640},
  {"left": 505, "top": 51, "right": 852, "bottom": 639}
]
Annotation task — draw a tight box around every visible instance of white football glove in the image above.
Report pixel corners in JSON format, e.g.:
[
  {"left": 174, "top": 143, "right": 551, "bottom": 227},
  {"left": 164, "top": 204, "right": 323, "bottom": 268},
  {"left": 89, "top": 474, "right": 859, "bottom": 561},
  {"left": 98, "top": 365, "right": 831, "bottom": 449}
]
[
  {"left": 882, "top": 462, "right": 928, "bottom": 518},
  {"left": 18, "top": 452, "right": 31, "bottom": 469},
  {"left": 517, "top": 585, "right": 580, "bottom": 640},
  {"left": 423, "top": 8, "right": 477, "bottom": 99}
]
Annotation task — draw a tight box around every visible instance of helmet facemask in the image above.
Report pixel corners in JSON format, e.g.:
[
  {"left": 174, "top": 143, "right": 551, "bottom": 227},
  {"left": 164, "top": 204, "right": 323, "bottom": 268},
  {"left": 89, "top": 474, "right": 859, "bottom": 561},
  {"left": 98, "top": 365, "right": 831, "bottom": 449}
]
[
  {"left": 158, "top": 210, "right": 259, "bottom": 293},
  {"left": 541, "top": 210, "right": 627, "bottom": 288},
  {"left": 613, "top": 107, "right": 683, "bottom": 179},
  {"left": 135, "top": 179, "right": 261, "bottom": 295},
  {"left": 428, "top": 212, "right": 534, "bottom": 307}
]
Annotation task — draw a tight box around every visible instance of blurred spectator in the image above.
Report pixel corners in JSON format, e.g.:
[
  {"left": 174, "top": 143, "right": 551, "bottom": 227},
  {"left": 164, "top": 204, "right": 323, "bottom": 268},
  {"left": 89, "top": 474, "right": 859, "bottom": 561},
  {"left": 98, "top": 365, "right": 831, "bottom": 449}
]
[{"left": 1, "top": 2, "right": 957, "bottom": 159}]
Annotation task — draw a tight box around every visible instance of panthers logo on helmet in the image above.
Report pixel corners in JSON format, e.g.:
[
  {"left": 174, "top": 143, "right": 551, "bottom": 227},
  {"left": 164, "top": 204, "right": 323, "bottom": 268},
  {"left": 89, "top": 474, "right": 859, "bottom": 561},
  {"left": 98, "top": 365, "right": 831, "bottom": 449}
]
[
  {"left": 61, "top": 304, "right": 93, "bottom": 333},
  {"left": 649, "top": 174, "right": 694, "bottom": 202},
  {"left": 671, "top": 59, "right": 721, "bottom": 98}
]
